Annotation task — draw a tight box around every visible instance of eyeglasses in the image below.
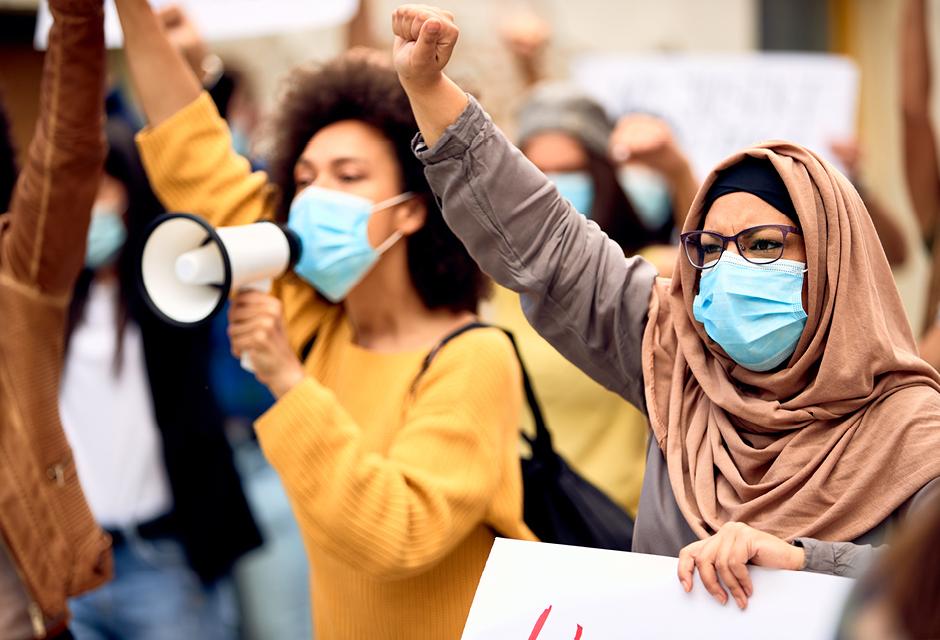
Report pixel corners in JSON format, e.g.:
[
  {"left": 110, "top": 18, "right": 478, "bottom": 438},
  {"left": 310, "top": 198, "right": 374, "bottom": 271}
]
[{"left": 680, "top": 224, "right": 802, "bottom": 270}]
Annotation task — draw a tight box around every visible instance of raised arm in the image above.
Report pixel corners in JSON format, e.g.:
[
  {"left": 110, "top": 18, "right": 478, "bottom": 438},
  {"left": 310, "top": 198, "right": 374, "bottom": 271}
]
[
  {"left": 117, "top": 0, "right": 273, "bottom": 229},
  {"left": 392, "top": 5, "right": 657, "bottom": 408},
  {"left": 900, "top": 0, "right": 940, "bottom": 242},
  {"left": 1, "top": 0, "right": 106, "bottom": 294},
  {"left": 114, "top": 0, "right": 202, "bottom": 128}
]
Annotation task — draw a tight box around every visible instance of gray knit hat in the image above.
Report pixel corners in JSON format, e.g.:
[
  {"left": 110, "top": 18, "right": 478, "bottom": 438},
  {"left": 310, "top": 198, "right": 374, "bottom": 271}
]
[{"left": 516, "top": 82, "right": 613, "bottom": 157}]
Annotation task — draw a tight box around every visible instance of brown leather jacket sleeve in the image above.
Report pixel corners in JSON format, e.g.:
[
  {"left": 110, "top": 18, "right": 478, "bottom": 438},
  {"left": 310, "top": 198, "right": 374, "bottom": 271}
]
[{"left": 0, "top": 0, "right": 106, "bottom": 295}]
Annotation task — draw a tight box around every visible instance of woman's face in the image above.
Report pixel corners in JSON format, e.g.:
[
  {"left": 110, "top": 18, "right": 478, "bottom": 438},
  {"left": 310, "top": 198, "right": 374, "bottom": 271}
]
[
  {"left": 700, "top": 192, "right": 808, "bottom": 310},
  {"left": 521, "top": 131, "right": 588, "bottom": 173},
  {"left": 292, "top": 119, "right": 423, "bottom": 247},
  {"left": 95, "top": 172, "right": 129, "bottom": 218},
  {"left": 701, "top": 192, "right": 806, "bottom": 263}
]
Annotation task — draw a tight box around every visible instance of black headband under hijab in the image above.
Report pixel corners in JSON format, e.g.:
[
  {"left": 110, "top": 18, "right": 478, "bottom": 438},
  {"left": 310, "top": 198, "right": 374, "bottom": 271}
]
[{"left": 703, "top": 156, "right": 799, "bottom": 226}]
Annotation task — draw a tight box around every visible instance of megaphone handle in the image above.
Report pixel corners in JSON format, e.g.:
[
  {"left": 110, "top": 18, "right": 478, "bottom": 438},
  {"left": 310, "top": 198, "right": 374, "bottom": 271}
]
[{"left": 238, "top": 279, "right": 273, "bottom": 373}]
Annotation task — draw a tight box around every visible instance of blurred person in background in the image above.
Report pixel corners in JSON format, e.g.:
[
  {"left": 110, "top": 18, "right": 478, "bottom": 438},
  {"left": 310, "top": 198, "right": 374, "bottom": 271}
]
[
  {"left": 485, "top": 84, "right": 661, "bottom": 518},
  {"left": 150, "top": 8, "right": 313, "bottom": 637},
  {"left": 59, "top": 118, "right": 261, "bottom": 640},
  {"left": 393, "top": 4, "right": 940, "bottom": 611},
  {"left": 836, "top": 490, "right": 940, "bottom": 640},
  {"left": 901, "top": 0, "right": 940, "bottom": 370},
  {"left": 607, "top": 111, "right": 699, "bottom": 274},
  {"left": 0, "top": 2, "right": 113, "bottom": 638},
  {"left": 114, "top": 1, "right": 534, "bottom": 638},
  {"left": 486, "top": 84, "right": 699, "bottom": 519},
  {"left": 827, "top": 138, "right": 908, "bottom": 268},
  {"left": 502, "top": 12, "right": 698, "bottom": 276}
]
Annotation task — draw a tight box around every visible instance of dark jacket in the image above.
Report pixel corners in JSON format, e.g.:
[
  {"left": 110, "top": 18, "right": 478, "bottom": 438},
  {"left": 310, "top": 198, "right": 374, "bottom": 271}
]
[{"left": 66, "top": 119, "right": 262, "bottom": 584}]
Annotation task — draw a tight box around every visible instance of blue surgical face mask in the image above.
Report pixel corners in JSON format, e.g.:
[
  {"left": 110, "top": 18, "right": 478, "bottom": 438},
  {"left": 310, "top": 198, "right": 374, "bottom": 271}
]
[
  {"left": 85, "top": 205, "right": 127, "bottom": 269},
  {"left": 287, "top": 186, "right": 414, "bottom": 302},
  {"left": 619, "top": 165, "right": 672, "bottom": 230},
  {"left": 547, "top": 171, "right": 595, "bottom": 218},
  {"left": 231, "top": 125, "right": 251, "bottom": 158},
  {"left": 692, "top": 251, "right": 807, "bottom": 372}
]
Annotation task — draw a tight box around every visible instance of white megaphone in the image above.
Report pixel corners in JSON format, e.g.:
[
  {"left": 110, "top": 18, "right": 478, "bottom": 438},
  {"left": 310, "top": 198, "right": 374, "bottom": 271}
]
[{"left": 140, "top": 213, "right": 302, "bottom": 371}]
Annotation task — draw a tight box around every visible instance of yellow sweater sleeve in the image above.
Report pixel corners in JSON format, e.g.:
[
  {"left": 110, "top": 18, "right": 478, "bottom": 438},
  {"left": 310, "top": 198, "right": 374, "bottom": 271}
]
[
  {"left": 255, "top": 329, "right": 523, "bottom": 581},
  {"left": 136, "top": 92, "right": 276, "bottom": 227}
]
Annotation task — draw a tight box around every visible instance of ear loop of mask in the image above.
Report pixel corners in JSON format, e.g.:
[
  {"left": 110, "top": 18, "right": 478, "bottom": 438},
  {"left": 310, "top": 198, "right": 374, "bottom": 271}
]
[{"left": 371, "top": 191, "right": 415, "bottom": 254}]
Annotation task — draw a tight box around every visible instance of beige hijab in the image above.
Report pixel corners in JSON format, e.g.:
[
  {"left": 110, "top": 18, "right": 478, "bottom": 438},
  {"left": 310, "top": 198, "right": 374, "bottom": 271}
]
[{"left": 641, "top": 141, "right": 940, "bottom": 542}]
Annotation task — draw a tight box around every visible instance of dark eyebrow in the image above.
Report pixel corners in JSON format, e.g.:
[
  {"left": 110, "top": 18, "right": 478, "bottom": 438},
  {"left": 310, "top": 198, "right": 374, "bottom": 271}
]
[
  {"left": 295, "top": 156, "right": 369, "bottom": 170},
  {"left": 330, "top": 157, "right": 368, "bottom": 167}
]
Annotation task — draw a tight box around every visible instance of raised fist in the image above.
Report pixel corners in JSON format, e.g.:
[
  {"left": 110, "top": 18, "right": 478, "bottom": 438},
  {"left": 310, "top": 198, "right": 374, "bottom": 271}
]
[
  {"left": 392, "top": 4, "right": 459, "bottom": 90},
  {"left": 500, "top": 9, "right": 551, "bottom": 63},
  {"left": 609, "top": 113, "right": 687, "bottom": 177},
  {"left": 157, "top": 5, "right": 210, "bottom": 79}
]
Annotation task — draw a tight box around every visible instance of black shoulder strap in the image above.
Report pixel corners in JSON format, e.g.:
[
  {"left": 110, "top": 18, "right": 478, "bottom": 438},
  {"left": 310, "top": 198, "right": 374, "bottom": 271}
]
[
  {"left": 299, "top": 331, "right": 318, "bottom": 362},
  {"left": 412, "top": 321, "right": 553, "bottom": 450}
]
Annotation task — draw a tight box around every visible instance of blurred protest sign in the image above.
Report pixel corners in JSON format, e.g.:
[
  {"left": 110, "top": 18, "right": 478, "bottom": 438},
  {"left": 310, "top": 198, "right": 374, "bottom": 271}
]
[
  {"left": 572, "top": 53, "right": 859, "bottom": 178},
  {"left": 461, "top": 539, "right": 854, "bottom": 640},
  {"left": 35, "top": 0, "right": 358, "bottom": 49}
]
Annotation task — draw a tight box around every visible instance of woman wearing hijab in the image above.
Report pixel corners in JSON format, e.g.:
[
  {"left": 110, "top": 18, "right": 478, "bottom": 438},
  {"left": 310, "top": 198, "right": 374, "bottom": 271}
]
[{"left": 391, "top": 5, "right": 940, "bottom": 610}]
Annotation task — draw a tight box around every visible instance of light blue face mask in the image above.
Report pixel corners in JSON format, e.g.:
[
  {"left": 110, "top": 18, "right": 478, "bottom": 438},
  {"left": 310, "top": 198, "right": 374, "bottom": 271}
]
[
  {"left": 85, "top": 205, "right": 127, "bottom": 269},
  {"left": 619, "top": 165, "right": 672, "bottom": 230},
  {"left": 547, "top": 171, "right": 595, "bottom": 218},
  {"left": 692, "top": 252, "right": 808, "bottom": 372},
  {"left": 287, "top": 186, "right": 413, "bottom": 302},
  {"left": 231, "top": 125, "right": 251, "bottom": 158}
]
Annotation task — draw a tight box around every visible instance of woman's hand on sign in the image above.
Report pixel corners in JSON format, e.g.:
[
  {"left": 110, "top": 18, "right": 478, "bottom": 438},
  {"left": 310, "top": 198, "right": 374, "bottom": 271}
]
[
  {"left": 228, "top": 291, "right": 304, "bottom": 398},
  {"left": 677, "top": 522, "right": 805, "bottom": 610},
  {"left": 392, "top": 4, "right": 459, "bottom": 91}
]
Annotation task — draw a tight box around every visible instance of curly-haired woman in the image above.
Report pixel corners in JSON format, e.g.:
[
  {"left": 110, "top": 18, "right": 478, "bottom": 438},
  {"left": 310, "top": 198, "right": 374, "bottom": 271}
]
[{"left": 113, "top": 1, "right": 532, "bottom": 637}]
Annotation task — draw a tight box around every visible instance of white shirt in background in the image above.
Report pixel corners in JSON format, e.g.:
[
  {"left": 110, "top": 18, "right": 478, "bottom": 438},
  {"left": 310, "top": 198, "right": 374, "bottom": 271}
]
[{"left": 59, "top": 280, "right": 173, "bottom": 529}]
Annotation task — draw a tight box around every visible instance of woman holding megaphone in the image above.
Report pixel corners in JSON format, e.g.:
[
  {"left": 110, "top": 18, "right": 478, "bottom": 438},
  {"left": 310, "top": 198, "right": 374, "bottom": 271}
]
[
  {"left": 389, "top": 2, "right": 940, "bottom": 614},
  {"left": 114, "top": 1, "right": 533, "bottom": 637}
]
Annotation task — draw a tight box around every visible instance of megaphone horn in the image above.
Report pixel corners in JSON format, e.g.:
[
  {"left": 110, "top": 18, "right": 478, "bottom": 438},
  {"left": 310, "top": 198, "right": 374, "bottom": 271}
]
[{"left": 140, "top": 213, "right": 301, "bottom": 369}]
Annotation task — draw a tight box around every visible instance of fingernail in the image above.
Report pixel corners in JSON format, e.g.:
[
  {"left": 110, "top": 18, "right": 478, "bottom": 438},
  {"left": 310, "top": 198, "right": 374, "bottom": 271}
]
[
  {"left": 427, "top": 20, "right": 441, "bottom": 33},
  {"left": 736, "top": 597, "right": 746, "bottom": 610}
]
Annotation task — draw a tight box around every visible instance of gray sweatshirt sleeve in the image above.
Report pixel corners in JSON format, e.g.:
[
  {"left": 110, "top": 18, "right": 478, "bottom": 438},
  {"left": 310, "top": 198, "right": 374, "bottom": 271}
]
[
  {"left": 414, "top": 96, "right": 657, "bottom": 411},
  {"left": 794, "top": 539, "right": 878, "bottom": 579},
  {"left": 795, "top": 477, "right": 940, "bottom": 577}
]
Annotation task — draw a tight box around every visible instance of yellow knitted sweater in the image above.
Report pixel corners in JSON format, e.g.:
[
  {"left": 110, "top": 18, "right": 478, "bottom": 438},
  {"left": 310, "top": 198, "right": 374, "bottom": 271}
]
[{"left": 137, "top": 93, "right": 534, "bottom": 639}]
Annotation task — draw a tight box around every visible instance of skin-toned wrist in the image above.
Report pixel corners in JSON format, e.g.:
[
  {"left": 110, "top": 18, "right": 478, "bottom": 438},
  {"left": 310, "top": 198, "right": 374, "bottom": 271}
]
[
  {"left": 269, "top": 364, "right": 305, "bottom": 399},
  {"left": 401, "top": 73, "right": 469, "bottom": 149},
  {"left": 401, "top": 71, "right": 456, "bottom": 102},
  {"left": 788, "top": 543, "right": 806, "bottom": 570}
]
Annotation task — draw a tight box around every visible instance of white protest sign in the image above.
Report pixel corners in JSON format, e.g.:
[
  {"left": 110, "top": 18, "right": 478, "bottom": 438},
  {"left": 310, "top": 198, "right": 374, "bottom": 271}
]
[
  {"left": 461, "top": 539, "right": 855, "bottom": 640},
  {"left": 34, "top": 0, "right": 359, "bottom": 49},
  {"left": 572, "top": 53, "right": 859, "bottom": 178}
]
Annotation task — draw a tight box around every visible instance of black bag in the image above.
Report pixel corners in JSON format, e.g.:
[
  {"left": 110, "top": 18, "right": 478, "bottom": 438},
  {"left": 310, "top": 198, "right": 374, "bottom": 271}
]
[{"left": 416, "top": 322, "right": 634, "bottom": 552}]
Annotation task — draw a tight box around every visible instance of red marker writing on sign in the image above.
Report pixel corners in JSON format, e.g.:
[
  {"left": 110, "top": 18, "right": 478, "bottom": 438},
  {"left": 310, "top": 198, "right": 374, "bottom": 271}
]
[{"left": 528, "top": 605, "right": 584, "bottom": 639}]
